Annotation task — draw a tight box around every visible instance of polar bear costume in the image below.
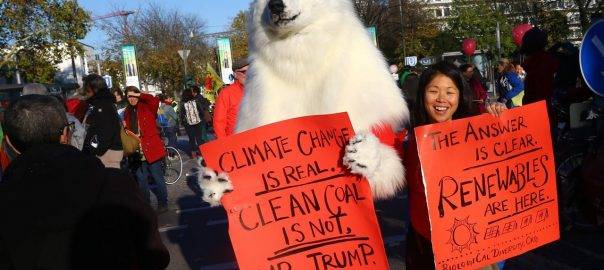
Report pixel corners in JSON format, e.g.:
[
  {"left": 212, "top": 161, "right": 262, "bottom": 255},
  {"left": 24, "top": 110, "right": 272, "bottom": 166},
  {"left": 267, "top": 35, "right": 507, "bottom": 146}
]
[{"left": 201, "top": 0, "right": 409, "bottom": 206}]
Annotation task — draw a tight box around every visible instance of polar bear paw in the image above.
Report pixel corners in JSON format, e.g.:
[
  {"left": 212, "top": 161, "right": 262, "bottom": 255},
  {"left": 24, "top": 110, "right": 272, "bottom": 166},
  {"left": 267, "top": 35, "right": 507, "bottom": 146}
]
[
  {"left": 343, "top": 133, "right": 381, "bottom": 179},
  {"left": 343, "top": 132, "right": 406, "bottom": 200},
  {"left": 198, "top": 167, "right": 233, "bottom": 207}
]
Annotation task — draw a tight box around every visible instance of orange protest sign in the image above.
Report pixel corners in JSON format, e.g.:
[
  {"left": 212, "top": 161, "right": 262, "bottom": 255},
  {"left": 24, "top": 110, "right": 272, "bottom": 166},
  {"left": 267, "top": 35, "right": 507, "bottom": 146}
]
[
  {"left": 200, "top": 113, "right": 389, "bottom": 270},
  {"left": 414, "top": 101, "right": 559, "bottom": 270}
]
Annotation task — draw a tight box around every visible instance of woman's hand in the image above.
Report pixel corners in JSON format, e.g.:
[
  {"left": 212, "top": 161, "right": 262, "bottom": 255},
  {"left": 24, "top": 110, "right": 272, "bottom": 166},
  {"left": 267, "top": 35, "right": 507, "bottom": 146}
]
[{"left": 486, "top": 102, "right": 508, "bottom": 117}]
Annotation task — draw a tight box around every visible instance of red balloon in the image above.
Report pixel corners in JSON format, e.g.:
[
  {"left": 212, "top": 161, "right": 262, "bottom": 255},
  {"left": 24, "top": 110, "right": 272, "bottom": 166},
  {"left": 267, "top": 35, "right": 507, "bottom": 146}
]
[
  {"left": 512, "top": 23, "right": 533, "bottom": 47},
  {"left": 462, "top": 38, "right": 477, "bottom": 56}
]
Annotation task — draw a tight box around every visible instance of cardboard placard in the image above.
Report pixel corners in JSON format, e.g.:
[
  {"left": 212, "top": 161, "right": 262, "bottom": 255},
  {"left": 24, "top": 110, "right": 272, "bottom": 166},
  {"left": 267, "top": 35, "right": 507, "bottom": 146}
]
[
  {"left": 415, "top": 101, "right": 559, "bottom": 270},
  {"left": 200, "top": 113, "right": 389, "bottom": 270}
]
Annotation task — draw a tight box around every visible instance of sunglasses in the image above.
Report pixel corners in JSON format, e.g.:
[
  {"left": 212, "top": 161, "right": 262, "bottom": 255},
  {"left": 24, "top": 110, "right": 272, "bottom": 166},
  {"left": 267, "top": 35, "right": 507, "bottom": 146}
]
[{"left": 235, "top": 69, "right": 248, "bottom": 74}]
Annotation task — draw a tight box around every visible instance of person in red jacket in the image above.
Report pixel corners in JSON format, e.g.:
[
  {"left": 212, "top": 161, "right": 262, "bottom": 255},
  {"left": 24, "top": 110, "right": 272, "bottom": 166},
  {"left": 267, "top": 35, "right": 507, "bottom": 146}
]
[
  {"left": 123, "top": 86, "right": 169, "bottom": 213},
  {"left": 460, "top": 64, "right": 488, "bottom": 113},
  {"left": 213, "top": 59, "right": 248, "bottom": 138}
]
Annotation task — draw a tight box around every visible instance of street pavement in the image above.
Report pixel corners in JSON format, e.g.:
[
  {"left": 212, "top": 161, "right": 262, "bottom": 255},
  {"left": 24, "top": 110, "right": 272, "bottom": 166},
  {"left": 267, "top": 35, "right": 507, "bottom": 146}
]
[{"left": 148, "top": 136, "right": 604, "bottom": 270}]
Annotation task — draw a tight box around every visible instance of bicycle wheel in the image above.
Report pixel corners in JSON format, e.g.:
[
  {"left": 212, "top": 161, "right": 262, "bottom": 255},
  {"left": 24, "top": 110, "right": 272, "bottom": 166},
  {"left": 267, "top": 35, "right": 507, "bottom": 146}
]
[
  {"left": 556, "top": 152, "right": 584, "bottom": 229},
  {"left": 164, "top": 146, "right": 183, "bottom": 185}
]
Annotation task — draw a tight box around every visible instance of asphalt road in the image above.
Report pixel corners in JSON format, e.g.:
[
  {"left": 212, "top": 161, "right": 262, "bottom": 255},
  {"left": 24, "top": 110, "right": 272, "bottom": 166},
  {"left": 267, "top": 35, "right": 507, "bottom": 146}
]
[{"left": 148, "top": 136, "right": 604, "bottom": 270}]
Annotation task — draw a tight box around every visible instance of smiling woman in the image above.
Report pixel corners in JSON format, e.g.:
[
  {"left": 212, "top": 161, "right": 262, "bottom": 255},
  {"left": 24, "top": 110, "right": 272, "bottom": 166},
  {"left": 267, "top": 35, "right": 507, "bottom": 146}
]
[
  {"left": 413, "top": 62, "right": 475, "bottom": 127},
  {"left": 405, "top": 62, "right": 507, "bottom": 270}
]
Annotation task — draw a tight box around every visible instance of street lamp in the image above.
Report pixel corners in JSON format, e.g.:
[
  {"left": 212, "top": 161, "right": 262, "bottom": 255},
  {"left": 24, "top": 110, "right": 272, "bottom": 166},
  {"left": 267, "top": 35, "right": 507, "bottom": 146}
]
[{"left": 178, "top": 30, "right": 194, "bottom": 90}]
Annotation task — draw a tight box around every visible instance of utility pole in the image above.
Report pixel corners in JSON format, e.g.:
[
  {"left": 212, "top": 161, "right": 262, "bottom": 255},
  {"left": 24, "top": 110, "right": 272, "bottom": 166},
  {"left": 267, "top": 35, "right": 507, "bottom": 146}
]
[
  {"left": 398, "top": 0, "right": 406, "bottom": 59},
  {"left": 68, "top": 0, "right": 78, "bottom": 83}
]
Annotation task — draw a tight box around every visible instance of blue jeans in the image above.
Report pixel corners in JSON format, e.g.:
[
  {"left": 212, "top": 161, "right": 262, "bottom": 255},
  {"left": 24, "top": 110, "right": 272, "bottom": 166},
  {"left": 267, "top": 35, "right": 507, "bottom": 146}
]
[{"left": 136, "top": 159, "right": 168, "bottom": 207}]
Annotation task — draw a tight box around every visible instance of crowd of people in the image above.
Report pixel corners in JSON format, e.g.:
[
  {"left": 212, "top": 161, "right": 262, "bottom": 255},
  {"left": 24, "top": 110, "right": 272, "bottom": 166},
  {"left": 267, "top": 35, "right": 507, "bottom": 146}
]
[
  {"left": 0, "top": 20, "right": 602, "bottom": 269},
  {"left": 0, "top": 57, "right": 251, "bottom": 268}
]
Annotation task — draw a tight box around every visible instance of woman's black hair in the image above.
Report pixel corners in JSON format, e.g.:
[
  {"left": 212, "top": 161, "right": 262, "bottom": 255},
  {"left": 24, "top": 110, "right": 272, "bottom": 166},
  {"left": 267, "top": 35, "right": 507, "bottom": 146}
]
[
  {"left": 181, "top": 88, "right": 194, "bottom": 102},
  {"left": 82, "top": 74, "right": 109, "bottom": 96},
  {"left": 413, "top": 62, "right": 476, "bottom": 127},
  {"left": 113, "top": 88, "right": 125, "bottom": 99}
]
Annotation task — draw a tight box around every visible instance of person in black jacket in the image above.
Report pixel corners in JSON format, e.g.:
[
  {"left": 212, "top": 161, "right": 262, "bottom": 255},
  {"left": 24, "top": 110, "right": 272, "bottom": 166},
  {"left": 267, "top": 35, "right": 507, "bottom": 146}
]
[
  {"left": 0, "top": 95, "right": 170, "bottom": 270},
  {"left": 179, "top": 87, "right": 210, "bottom": 158},
  {"left": 82, "top": 74, "right": 123, "bottom": 168}
]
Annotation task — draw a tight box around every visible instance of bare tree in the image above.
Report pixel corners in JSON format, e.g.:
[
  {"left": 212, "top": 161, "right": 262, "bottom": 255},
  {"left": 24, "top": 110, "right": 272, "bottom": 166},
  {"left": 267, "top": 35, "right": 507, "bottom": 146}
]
[
  {"left": 99, "top": 3, "right": 211, "bottom": 96},
  {"left": 353, "top": 0, "right": 437, "bottom": 61}
]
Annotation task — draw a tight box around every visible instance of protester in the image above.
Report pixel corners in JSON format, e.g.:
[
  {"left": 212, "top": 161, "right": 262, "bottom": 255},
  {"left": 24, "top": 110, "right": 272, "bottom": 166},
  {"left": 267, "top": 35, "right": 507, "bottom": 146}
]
[
  {"left": 460, "top": 64, "right": 488, "bottom": 113},
  {"left": 0, "top": 95, "right": 170, "bottom": 270},
  {"left": 157, "top": 94, "right": 178, "bottom": 148},
  {"left": 213, "top": 58, "right": 248, "bottom": 138},
  {"left": 179, "top": 88, "right": 209, "bottom": 158},
  {"left": 406, "top": 62, "right": 506, "bottom": 270},
  {"left": 66, "top": 92, "right": 88, "bottom": 123},
  {"left": 521, "top": 28, "right": 559, "bottom": 106},
  {"left": 21, "top": 83, "right": 86, "bottom": 150},
  {"left": 124, "top": 86, "right": 169, "bottom": 213},
  {"left": 191, "top": 85, "right": 212, "bottom": 138},
  {"left": 496, "top": 58, "right": 525, "bottom": 108},
  {"left": 113, "top": 88, "right": 128, "bottom": 118},
  {"left": 513, "top": 61, "right": 526, "bottom": 81},
  {"left": 81, "top": 74, "right": 123, "bottom": 168}
]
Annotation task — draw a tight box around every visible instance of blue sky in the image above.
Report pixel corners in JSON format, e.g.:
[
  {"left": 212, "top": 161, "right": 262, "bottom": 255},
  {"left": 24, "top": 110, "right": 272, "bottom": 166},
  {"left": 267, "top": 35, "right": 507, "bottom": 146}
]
[{"left": 80, "top": 0, "right": 252, "bottom": 49}]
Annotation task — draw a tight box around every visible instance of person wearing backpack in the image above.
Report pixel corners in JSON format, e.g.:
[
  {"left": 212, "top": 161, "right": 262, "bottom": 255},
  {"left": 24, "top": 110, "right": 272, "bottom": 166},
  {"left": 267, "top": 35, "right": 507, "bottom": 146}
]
[
  {"left": 157, "top": 94, "right": 178, "bottom": 148},
  {"left": 179, "top": 88, "right": 208, "bottom": 159},
  {"left": 213, "top": 58, "right": 248, "bottom": 139}
]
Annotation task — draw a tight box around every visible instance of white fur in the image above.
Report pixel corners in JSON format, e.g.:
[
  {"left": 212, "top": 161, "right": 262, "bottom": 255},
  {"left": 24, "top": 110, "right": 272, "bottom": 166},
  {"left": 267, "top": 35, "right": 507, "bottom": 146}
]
[
  {"left": 343, "top": 133, "right": 406, "bottom": 199},
  {"left": 198, "top": 167, "right": 233, "bottom": 207},
  {"left": 201, "top": 0, "right": 409, "bottom": 206}
]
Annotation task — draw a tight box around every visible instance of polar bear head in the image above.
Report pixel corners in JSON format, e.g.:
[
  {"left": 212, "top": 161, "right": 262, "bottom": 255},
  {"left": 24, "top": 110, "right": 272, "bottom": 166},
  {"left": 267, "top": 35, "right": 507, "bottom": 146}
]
[{"left": 250, "top": 0, "right": 356, "bottom": 38}]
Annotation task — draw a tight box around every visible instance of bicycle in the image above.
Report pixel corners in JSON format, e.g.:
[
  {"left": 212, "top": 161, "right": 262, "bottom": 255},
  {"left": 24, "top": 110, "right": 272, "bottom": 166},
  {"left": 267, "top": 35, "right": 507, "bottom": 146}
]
[
  {"left": 160, "top": 126, "right": 184, "bottom": 185},
  {"left": 554, "top": 99, "right": 601, "bottom": 230}
]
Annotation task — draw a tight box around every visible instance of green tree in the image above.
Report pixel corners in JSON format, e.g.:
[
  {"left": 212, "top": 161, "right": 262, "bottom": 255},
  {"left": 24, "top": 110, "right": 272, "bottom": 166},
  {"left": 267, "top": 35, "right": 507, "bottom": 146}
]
[
  {"left": 536, "top": 9, "right": 571, "bottom": 45},
  {"left": 228, "top": 10, "right": 248, "bottom": 60},
  {"left": 101, "top": 57, "right": 125, "bottom": 92},
  {"left": 447, "top": 0, "right": 515, "bottom": 57},
  {"left": 0, "top": 0, "right": 91, "bottom": 83}
]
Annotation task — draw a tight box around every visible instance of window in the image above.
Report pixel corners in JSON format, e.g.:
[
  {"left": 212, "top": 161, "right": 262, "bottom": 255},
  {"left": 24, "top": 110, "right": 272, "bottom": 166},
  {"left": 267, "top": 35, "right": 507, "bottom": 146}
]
[
  {"left": 435, "top": 8, "right": 443, "bottom": 17},
  {"left": 444, "top": 7, "right": 451, "bottom": 17}
]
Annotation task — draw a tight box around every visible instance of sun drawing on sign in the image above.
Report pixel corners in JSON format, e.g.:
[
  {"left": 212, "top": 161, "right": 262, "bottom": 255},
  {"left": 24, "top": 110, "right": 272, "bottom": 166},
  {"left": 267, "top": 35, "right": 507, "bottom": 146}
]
[{"left": 446, "top": 216, "right": 479, "bottom": 253}]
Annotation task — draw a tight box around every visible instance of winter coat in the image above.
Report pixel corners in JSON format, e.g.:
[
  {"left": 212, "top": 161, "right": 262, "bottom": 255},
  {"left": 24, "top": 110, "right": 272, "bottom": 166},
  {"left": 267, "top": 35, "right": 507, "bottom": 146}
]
[
  {"left": 469, "top": 77, "right": 488, "bottom": 113},
  {"left": 523, "top": 50, "right": 559, "bottom": 105},
  {"left": 82, "top": 90, "right": 123, "bottom": 156},
  {"left": 404, "top": 136, "right": 432, "bottom": 240},
  {"left": 498, "top": 71, "right": 524, "bottom": 102},
  {"left": 66, "top": 98, "right": 87, "bottom": 123},
  {"left": 124, "top": 93, "right": 166, "bottom": 164},
  {"left": 213, "top": 80, "right": 244, "bottom": 138},
  {"left": 0, "top": 144, "right": 170, "bottom": 270},
  {"left": 159, "top": 103, "right": 178, "bottom": 128}
]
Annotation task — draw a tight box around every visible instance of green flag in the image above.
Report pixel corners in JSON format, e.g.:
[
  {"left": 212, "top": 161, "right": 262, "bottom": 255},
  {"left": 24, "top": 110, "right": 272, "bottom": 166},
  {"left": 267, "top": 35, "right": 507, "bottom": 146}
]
[{"left": 203, "top": 63, "right": 224, "bottom": 103}]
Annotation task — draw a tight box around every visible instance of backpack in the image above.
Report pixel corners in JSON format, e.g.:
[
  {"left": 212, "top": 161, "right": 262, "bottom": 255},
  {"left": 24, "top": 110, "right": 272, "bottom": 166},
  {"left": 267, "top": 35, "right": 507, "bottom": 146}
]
[
  {"left": 183, "top": 100, "right": 201, "bottom": 125},
  {"left": 157, "top": 107, "right": 169, "bottom": 127}
]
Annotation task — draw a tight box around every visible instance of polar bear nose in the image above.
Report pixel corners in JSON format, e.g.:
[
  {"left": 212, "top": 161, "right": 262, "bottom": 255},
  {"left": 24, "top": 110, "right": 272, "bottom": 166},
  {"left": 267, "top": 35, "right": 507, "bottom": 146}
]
[{"left": 268, "top": 0, "right": 286, "bottom": 15}]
